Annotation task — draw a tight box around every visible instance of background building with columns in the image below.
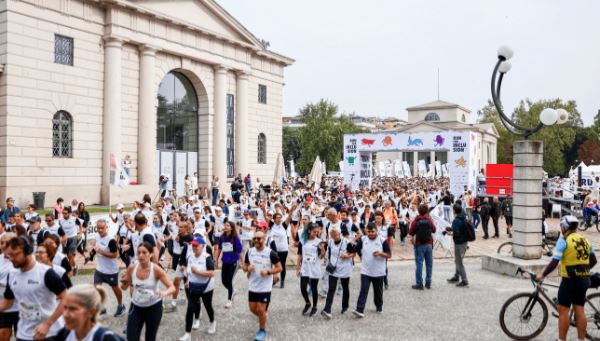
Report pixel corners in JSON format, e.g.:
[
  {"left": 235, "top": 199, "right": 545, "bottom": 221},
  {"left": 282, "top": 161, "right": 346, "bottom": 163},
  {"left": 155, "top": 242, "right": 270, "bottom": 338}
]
[
  {"left": 0, "top": 0, "right": 294, "bottom": 206},
  {"left": 377, "top": 100, "right": 499, "bottom": 176}
]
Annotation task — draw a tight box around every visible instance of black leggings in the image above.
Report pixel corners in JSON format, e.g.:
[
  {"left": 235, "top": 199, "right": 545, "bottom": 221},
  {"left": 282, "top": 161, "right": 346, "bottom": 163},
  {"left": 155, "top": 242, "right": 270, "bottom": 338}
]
[
  {"left": 127, "top": 301, "right": 163, "bottom": 341},
  {"left": 221, "top": 262, "right": 237, "bottom": 300},
  {"left": 399, "top": 222, "right": 408, "bottom": 242},
  {"left": 185, "top": 290, "right": 214, "bottom": 332},
  {"left": 183, "top": 285, "right": 200, "bottom": 319},
  {"left": 278, "top": 251, "right": 288, "bottom": 286},
  {"left": 300, "top": 276, "right": 319, "bottom": 307},
  {"left": 323, "top": 275, "right": 350, "bottom": 313}
]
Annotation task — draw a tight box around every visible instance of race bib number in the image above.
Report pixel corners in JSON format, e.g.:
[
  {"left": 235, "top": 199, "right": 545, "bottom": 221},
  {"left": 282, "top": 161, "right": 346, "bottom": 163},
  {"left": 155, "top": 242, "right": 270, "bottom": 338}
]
[
  {"left": 222, "top": 242, "right": 234, "bottom": 253},
  {"left": 252, "top": 258, "right": 267, "bottom": 271},
  {"left": 19, "top": 302, "right": 42, "bottom": 321},
  {"left": 134, "top": 288, "right": 156, "bottom": 304}
]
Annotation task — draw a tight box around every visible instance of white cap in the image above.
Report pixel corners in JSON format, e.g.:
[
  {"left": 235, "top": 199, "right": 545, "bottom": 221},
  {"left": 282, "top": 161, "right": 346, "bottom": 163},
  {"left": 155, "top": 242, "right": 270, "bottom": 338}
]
[{"left": 116, "top": 203, "right": 124, "bottom": 210}]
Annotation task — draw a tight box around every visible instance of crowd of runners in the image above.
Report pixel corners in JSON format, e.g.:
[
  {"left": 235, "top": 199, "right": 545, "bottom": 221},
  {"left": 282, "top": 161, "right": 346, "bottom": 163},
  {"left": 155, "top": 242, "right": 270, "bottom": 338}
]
[{"left": 0, "top": 175, "right": 498, "bottom": 341}]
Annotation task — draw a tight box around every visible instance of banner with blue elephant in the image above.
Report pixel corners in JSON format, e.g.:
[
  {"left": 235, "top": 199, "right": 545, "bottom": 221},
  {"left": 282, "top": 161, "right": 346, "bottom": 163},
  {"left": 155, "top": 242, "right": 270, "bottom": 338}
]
[{"left": 343, "top": 131, "right": 476, "bottom": 197}]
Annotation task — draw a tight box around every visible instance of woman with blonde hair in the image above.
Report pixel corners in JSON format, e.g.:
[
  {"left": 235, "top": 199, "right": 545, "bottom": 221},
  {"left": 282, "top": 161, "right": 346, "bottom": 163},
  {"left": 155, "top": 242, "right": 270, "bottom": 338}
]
[{"left": 55, "top": 283, "right": 124, "bottom": 340}]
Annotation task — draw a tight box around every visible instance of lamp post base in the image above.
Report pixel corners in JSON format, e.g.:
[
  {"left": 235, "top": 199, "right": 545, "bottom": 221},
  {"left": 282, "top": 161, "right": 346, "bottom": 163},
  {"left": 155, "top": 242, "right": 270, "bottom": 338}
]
[{"left": 512, "top": 140, "right": 544, "bottom": 260}]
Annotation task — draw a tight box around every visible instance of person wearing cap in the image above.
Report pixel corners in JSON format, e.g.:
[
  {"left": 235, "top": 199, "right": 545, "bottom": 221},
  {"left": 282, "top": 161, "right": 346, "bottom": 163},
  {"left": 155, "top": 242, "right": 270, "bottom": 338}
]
[
  {"left": 27, "top": 215, "right": 43, "bottom": 246},
  {"left": 537, "top": 215, "right": 597, "bottom": 341},
  {"left": 178, "top": 236, "right": 217, "bottom": 340},
  {"left": 110, "top": 203, "right": 126, "bottom": 226},
  {"left": 243, "top": 231, "right": 282, "bottom": 341}
]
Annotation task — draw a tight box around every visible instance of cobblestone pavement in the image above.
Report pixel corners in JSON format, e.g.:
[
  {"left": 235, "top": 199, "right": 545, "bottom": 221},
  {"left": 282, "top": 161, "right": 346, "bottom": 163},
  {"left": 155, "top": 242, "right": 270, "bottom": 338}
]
[{"left": 74, "top": 258, "right": 591, "bottom": 341}]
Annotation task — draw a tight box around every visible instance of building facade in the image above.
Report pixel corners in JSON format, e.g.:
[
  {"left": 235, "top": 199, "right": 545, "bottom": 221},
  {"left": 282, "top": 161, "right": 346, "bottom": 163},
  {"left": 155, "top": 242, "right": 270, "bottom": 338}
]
[
  {"left": 377, "top": 100, "right": 498, "bottom": 175},
  {"left": 0, "top": 0, "right": 293, "bottom": 205}
]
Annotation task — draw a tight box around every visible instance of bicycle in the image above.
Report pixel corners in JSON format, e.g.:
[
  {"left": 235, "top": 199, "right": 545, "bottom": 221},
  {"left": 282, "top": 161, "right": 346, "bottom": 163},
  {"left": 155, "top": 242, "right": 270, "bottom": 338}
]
[
  {"left": 497, "top": 232, "right": 558, "bottom": 257},
  {"left": 499, "top": 267, "right": 600, "bottom": 340},
  {"left": 579, "top": 207, "right": 600, "bottom": 232}
]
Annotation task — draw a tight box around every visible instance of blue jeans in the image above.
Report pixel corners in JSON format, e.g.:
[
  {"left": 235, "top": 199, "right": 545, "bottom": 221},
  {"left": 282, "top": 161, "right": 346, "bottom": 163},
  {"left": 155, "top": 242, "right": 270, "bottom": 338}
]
[
  {"left": 211, "top": 188, "right": 219, "bottom": 206},
  {"left": 472, "top": 212, "right": 481, "bottom": 230},
  {"left": 443, "top": 205, "right": 452, "bottom": 222},
  {"left": 414, "top": 244, "right": 433, "bottom": 287}
]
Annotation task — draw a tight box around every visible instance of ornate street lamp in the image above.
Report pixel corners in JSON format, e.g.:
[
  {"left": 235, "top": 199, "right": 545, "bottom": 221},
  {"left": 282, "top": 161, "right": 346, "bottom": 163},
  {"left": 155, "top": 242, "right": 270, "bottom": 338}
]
[{"left": 491, "top": 46, "right": 570, "bottom": 138}]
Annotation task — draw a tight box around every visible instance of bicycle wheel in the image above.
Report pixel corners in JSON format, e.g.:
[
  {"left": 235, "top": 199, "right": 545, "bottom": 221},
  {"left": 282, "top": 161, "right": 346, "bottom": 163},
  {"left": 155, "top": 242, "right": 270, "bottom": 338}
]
[
  {"left": 497, "top": 242, "right": 513, "bottom": 256},
  {"left": 585, "top": 292, "right": 600, "bottom": 341},
  {"left": 579, "top": 221, "right": 590, "bottom": 231},
  {"left": 499, "top": 292, "right": 548, "bottom": 340}
]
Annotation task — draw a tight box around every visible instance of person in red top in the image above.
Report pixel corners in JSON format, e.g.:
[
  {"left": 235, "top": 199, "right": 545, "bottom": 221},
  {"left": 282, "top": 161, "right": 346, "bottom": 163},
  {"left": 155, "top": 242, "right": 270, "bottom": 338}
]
[{"left": 408, "top": 204, "right": 436, "bottom": 290}]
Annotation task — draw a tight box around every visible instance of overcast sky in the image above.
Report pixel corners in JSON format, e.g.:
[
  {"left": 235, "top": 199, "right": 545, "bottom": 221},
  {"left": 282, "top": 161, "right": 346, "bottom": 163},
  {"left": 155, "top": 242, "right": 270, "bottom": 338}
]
[{"left": 219, "top": 0, "right": 600, "bottom": 125}]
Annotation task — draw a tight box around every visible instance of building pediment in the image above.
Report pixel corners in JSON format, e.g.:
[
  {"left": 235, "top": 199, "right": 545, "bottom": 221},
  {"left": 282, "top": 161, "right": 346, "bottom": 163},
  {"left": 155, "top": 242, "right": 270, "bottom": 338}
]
[{"left": 126, "top": 0, "right": 264, "bottom": 49}]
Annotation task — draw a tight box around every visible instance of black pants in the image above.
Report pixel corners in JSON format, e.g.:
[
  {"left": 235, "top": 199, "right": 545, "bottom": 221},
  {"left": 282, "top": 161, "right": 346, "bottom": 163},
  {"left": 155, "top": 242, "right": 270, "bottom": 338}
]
[
  {"left": 221, "top": 262, "right": 237, "bottom": 300},
  {"left": 171, "top": 253, "right": 181, "bottom": 271},
  {"left": 300, "top": 276, "right": 319, "bottom": 307},
  {"left": 383, "top": 262, "right": 389, "bottom": 287},
  {"left": 399, "top": 222, "right": 408, "bottom": 242},
  {"left": 356, "top": 275, "right": 384, "bottom": 313},
  {"left": 481, "top": 216, "right": 490, "bottom": 237},
  {"left": 323, "top": 275, "right": 350, "bottom": 313},
  {"left": 278, "top": 251, "right": 288, "bottom": 286},
  {"left": 185, "top": 290, "right": 214, "bottom": 332},
  {"left": 127, "top": 301, "right": 163, "bottom": 341},
  {"left": 492, "top": 217, "right": 499, "bottom": 236},
  {"left": 183, "top": 285, "right": 200, "bottom": 319}
]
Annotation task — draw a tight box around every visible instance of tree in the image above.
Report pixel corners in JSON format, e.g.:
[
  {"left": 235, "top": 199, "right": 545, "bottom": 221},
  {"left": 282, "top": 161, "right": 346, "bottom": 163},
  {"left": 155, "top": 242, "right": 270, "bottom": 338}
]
[
  {"left": 478, "top": 98, "right": 582, "bottom": 176},
  {"left": 294, "top": 99, "right": 365, "bottom": 175},
  {"left": 282, "top": 126, "right": 301, "bottom": 166},
  {"left": 577, "top": 139, "right": 600, "bottom": 165}
]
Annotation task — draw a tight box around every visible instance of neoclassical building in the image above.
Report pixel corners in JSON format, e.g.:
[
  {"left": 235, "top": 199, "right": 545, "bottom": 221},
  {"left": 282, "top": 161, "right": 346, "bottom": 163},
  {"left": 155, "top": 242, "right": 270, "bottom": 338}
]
[{"left": 0, "top": 0, "right": 293, "bottom": 205}]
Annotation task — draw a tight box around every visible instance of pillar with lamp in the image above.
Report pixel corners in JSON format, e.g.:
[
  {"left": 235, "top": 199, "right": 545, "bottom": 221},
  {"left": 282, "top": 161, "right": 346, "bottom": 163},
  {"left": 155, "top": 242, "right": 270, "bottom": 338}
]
[{"left": 491, "top": 46, "right": 570, "bottom": 259}]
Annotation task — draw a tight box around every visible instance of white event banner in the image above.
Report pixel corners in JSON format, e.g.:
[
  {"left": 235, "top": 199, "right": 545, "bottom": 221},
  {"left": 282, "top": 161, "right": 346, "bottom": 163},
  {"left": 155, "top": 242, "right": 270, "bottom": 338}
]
[{"left": 343, "top": 131, "right": 474, "bottom": 197}]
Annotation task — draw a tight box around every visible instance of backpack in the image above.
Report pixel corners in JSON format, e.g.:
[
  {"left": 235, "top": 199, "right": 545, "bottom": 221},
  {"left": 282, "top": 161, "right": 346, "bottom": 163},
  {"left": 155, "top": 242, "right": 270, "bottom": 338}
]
[
  {"left": 415, "top": 218, "right": 432, "bottom": 244},
  {"left": 463, "top": 219, "right": 476, "bottom": 242}
]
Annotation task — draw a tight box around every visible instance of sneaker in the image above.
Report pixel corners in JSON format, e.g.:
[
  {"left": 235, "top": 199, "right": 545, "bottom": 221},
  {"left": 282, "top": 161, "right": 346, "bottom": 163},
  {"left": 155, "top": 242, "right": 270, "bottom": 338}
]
[
  {"left": 318, "top": 291, "right": 327, "bottom": 298},
  {"left": 114, "top": 304, "right": 126, "bottom": 317},
  {"left": 425, "top": 284, "right": 431, "bottom": 290},
  {"left": 178, "top": 333, "right": 191, "bottom": 341},
  {"left": 456, "top": 281, "right": 469, "bottom": 288},
  {"left": 376, "top": 309, "right": 383, "bottom": 314},
  {"left": 309, "top": 307, "right": 318, "bottom": 317},
  {"left": 171, "top": 300, "right": 177, "bottom": 308},
  {"left": 302, "top": 303, "right": 311, "bottom": 316},
  {"left": 352, "top": 310, "right": 364, "bottom": 318},
  {"left": 341, "top": 307, "right": 348, "bottom": 315},
  {"left": 224, "top": 300, "right": 233, "bottom": 309},
  {"left": 192, "top": 319, "right": 200, "bottom": 330},
  {"left": 411, "top": 284, "right": 424, "bottom": 290},
  {"left": 207, "top": 321, "right": 216, "bottom": 334},
  {"left": 447, "top": 276, "right": 459, "bottom": 283},
  {"left": 321, "top": 310, "right": 332, "bottom": 319},
  {"left": 255, "top": 329, "right": 267, "bottom": 341}
]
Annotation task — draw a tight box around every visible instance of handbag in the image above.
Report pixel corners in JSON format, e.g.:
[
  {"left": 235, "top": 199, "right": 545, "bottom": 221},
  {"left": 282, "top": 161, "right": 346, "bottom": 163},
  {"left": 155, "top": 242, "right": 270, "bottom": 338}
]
[{"left": 325, "top": 241, "right": 343, "bottom": 274}]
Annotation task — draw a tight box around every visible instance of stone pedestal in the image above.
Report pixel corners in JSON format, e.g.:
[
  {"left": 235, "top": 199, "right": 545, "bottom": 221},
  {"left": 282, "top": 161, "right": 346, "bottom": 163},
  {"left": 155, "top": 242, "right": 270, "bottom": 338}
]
[
  {"left": 481, "top": 254, "right": 549, "bottom": 277},
  {"left": 512, "top": 140, "right": 544, "bottom": 259}
]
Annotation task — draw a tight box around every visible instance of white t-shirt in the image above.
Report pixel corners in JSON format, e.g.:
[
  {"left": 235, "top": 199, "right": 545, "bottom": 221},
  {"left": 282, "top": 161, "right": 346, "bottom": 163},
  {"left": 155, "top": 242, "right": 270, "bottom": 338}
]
[
  {"left": 299, "top": 238, "right": 322, "bottom": 279},
  {"left": 245, "top": 247, "right": 279, "bottom": 293},
  {"left": 95, "top": 234, "right": 119, "bottom": 275}
]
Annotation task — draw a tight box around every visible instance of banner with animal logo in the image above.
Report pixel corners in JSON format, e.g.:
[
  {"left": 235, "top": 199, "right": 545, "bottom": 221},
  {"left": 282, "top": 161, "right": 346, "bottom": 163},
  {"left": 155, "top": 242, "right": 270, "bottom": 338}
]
[{"left": 343, "top": 131, "right": 475, "bottom": 196}]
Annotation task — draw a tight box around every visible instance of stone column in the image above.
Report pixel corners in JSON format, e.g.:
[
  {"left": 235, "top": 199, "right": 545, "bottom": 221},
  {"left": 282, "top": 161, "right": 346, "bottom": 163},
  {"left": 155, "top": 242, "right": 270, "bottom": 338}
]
[
  {"left": 412, "top": 151, "right": 418, "bottom": 176},
  {"left": 430, "top": 151, "right": 436, "bottom": 175},
  {"left": 137, "top": 46, "right": 157, "bottom": 186},
  {"left": 512, "top": 140, "right": 544, "bottom": 259},
  {"left": 213, "top": 66, "right": 228, "bottom": 190},
  {"left": 101, "top": 38, "right": 123, "bottom": 204},
  {"left": 235, "top": 72, "right": 249, "bottom": 176}
]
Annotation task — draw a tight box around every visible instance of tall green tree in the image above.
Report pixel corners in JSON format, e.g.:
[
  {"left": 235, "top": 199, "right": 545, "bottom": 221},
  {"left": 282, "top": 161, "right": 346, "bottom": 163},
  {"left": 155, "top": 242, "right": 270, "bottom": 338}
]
[
  {"left": 295, "top": 99, "right": 364, "bottom": 175},
  {"left": 282, "top": 126, "right": 301, "bottom": 166},
  {"left": 478, "top": 98, "right": 582, "bottom": 176}
]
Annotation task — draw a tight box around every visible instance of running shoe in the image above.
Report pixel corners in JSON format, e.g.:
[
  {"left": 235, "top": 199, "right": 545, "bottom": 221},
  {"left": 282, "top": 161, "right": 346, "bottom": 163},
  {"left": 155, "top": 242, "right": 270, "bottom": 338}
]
[
  {"left": 178, "top": 333, "right": 191, "bottom": 341},
  {"left": 309, "top": 307, "right": 317, "bottom": 317},
  {"left": 352, "top": 310, "right": 364, "bottom": 318},
  {"left": 321, "top": 310, "right": 332, "bottom": 319},
  {"left": 224, "top": 300, "right": 232, "bottom": 309},
  {"left": 192, "top": 319, "right": 200, "bottom": 330},
  {"left": 208, "top": 321, "right": 217, "bottom": 334},
  {"left": 302, "top": 303, "right": 311, "bottom": 316},
  {"left": 114, "top": 304, "right": 126, "bottom": 317},
  {"left": 255, "top": 329, "right": 267, "bottom": 341}
]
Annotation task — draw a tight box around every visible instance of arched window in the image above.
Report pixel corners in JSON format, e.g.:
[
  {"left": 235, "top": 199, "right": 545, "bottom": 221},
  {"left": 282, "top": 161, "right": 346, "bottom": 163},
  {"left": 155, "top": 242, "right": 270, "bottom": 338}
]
[
  {"left": 424, "top": 112, "right": 440, "bottom": 121},
  {"left": 461, "top": 114, "right": 466, "bottom": 123},
  {"left": 52, "top": 111, "right": 73, "bottom": 158},
  {"left": 257, "top": 133, "right": 267, "bottom": 164}
]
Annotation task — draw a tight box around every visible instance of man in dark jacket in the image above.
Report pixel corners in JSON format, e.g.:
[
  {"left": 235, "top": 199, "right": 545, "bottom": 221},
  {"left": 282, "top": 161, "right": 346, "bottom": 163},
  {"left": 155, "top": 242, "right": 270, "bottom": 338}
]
[
  {"left": 479, "top": 197, "right": 491, "bottom": 239},
  {"left": 447, "top": 204, "right": 469, "bottom": 287},
  {"left": 490, "top": 196, "right": 501, "bottom": 238},
  {"left": 501, "top": 195, "right": 513, "bottom": 238},
  {"left": 408, "top": 204, "right": 437, "bottom": 290}
]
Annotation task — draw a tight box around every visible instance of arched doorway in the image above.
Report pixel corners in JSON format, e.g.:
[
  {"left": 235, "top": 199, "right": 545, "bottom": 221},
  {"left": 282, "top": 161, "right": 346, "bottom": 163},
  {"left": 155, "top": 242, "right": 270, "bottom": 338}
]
[{"left": 156, "top": 71, "right": 199, "bottom": 195}]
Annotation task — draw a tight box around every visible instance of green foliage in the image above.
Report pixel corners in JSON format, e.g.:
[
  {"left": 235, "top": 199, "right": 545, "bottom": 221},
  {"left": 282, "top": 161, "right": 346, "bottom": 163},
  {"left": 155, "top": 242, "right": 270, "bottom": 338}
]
[
  {"left": 282, "top": 126, "right": 301, "bottom": 165},
  {"left": 478, "top": 98, "right": 582, "bottom": 176},
  {"left": 292, "top": 99, "right": 365, "bottom": 175}
]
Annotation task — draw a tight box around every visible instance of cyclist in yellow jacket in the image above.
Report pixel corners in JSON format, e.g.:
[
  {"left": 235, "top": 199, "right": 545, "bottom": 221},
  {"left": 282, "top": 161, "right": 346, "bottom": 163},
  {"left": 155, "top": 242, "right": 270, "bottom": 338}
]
[{"left": 537, "top": 215, "right": 597, "bottom": 341}]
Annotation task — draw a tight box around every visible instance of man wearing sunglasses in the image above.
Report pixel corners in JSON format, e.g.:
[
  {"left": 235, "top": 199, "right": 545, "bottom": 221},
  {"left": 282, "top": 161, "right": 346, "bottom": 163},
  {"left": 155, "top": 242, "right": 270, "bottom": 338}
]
[{"left": 243, "top": 231, "right": 282, "bottom": 341}]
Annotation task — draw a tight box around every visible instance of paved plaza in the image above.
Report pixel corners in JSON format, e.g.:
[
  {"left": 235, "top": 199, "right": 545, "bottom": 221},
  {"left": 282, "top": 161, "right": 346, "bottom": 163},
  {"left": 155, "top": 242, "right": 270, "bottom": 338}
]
[{"left": 76, "top": 256, "right": 590, "bottom": 341}]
